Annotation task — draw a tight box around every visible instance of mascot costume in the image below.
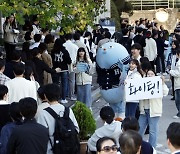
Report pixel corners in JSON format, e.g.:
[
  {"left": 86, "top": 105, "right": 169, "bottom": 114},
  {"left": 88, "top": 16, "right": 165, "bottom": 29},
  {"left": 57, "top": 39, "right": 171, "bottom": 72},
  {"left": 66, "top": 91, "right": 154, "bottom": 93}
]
[{"left": 96, "top": 42, "right": 130, "bottom": 117}]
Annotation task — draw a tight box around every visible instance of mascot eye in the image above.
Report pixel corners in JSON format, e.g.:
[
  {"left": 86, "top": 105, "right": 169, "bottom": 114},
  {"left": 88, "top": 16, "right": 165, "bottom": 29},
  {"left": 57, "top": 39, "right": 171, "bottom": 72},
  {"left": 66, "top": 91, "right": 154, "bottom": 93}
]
[{"left": 109, "top": 46, "right": 113, "bottom": 49}]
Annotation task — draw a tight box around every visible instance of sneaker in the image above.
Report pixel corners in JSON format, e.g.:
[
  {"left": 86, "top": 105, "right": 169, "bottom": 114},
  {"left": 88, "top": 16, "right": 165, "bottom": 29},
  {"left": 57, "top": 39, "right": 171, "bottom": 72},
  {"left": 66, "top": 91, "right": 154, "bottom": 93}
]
[
  {"left": 173, "top": 115, "right": 180, "bottom": 119},
  {"left": 70, "top": 97, "right": 77, "bottom": 101},
  {"left": 61, "top": 99, "right": 68, "bottom": 104},
  {"left": 162, "top": 72, "right": 167, "bottom": 76},
  {"left": 171, "top": 97, "right": 175, "bottom": 100}
]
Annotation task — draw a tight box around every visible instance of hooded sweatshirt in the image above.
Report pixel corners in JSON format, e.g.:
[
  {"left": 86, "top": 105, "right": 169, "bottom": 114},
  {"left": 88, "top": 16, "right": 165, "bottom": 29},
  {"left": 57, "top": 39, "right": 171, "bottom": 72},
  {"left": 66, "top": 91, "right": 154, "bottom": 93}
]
[{"left": 87, "top": 120, "right": 122, "bottom": 151}]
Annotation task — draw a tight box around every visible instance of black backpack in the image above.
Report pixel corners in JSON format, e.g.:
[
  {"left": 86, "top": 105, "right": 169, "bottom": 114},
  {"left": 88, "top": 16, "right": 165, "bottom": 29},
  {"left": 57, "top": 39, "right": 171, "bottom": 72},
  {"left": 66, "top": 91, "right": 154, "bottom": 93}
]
[{"left": 44, "top": 107, "right": 80, "bottom": 154}]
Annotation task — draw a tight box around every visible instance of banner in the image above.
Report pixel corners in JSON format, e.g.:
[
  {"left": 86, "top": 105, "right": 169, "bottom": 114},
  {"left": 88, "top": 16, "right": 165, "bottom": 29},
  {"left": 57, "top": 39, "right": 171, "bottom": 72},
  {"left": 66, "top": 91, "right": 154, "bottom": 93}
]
[{"left": 125, "top": 76, "right": 163, "bottom": 101}]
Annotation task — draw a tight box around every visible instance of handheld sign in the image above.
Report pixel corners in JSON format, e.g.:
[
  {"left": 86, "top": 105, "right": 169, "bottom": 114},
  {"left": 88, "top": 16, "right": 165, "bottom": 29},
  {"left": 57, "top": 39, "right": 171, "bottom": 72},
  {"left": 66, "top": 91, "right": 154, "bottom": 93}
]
[{"left": 125, "top": 76, "right": 162, "bottom": 101}]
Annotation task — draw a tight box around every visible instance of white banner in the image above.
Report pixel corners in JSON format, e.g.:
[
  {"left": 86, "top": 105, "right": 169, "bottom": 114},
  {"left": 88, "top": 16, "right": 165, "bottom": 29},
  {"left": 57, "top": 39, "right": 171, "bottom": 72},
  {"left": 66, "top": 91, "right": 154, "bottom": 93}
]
[{"left": 125, "top": 76, "right": 163, "bottom": 101}]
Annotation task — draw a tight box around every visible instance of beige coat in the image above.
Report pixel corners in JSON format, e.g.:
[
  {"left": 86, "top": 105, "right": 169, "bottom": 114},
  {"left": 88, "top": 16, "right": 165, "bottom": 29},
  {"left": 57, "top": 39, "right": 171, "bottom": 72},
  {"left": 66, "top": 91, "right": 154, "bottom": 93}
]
[{"left": 41, "top": 53, "right": 53, "bottom": 84}]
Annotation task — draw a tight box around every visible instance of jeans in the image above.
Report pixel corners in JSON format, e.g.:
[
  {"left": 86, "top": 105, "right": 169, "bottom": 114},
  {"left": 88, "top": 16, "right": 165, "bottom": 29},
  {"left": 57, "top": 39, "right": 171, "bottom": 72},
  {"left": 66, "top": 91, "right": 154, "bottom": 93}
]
[
  {"left": 77, "top": 84, "right": 92, "bottom": 108},
  {"left": 110, "top": 101, "right": 125, "bottom": 114},
  {"left": 68, "top": 72, "right": 75, "bottom": 98},
  {"left": 125, "top": 102, "right": 138, "bottom": 118},
  {"left": 138, "top": 109, "right": 160, "bottom": 148},
  {"left": 52, "top": 71, "right": 69, "bottom": 100},
  {"left": 156, "top": 55, "right": 165, "bottom": 73},
  {"left": 175, "top": 89, "right": 180, "bottom": 117}
]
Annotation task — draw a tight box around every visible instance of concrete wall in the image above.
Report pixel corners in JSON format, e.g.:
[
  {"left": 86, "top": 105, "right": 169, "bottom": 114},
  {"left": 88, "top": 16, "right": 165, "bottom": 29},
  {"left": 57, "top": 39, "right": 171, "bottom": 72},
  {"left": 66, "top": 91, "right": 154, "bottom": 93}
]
[{"left": 122, "top": 9, "right": 179, "bottom": 33}]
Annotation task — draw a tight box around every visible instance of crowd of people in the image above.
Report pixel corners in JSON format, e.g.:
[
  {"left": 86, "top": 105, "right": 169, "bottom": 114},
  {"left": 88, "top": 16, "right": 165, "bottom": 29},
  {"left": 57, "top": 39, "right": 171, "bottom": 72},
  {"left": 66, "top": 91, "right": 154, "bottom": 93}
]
[{"left": 0, "top": 14, "right": 180, "bottom": 154}]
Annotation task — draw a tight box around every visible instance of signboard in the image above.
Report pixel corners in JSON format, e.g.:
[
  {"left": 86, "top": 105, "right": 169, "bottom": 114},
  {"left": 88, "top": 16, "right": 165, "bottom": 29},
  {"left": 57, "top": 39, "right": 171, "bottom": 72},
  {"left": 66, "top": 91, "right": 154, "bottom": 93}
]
[
  {"left": 125, "top": 76, "right": 162, "bottom": 101},
  {"left": 99, "top": 19, "right": 115, "bottom": 35}
]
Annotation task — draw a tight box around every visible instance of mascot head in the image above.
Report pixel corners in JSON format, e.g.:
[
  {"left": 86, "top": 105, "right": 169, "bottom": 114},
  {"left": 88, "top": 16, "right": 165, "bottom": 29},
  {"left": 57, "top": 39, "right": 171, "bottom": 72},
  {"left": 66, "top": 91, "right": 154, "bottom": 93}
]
[
  {"left": 96, "top": 42, "right": 130, "bottom": 104},
  {"left": 96, "top": 42, "right": 130, "bottom": 71}
]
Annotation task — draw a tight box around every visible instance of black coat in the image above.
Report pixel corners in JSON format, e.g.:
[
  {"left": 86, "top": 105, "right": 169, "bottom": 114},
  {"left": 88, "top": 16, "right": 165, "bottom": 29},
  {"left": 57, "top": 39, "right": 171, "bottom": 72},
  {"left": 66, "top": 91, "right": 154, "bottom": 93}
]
[{"left": 7, "top": 119, "right": 49, "bottom": 154}]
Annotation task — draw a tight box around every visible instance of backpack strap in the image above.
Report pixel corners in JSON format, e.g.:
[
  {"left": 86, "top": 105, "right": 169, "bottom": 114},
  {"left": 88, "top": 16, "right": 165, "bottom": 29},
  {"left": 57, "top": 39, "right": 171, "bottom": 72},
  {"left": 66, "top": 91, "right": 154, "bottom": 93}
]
[
  {"left": 44, "top": 107, "right": 59, "bottom": 119},
  {"left": 44, "top": 106, "right": 70, "bottom": 119},
  {"left": 63, "top": 106, "right": 70, "bottom": 119}
]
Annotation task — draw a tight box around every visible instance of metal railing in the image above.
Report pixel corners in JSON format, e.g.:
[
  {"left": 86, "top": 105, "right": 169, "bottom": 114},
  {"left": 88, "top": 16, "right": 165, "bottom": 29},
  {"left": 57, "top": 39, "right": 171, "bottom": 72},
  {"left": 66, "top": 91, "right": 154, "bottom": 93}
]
[{"left": 127, "top": 0, "right": 179, "bottom": 10}]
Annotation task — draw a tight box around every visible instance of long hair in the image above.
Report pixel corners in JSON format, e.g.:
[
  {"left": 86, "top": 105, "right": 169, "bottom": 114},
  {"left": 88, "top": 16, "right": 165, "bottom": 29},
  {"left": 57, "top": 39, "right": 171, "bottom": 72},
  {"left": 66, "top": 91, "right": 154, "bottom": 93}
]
[
  {"left": 129, "top": 59, "right": 143, "bottom": 77},
  {"left": 76, "top": 47, "right": 87, "bottom": 62},
  {"left": 51, "top": 38, "right": 65, "bottom": 54}
]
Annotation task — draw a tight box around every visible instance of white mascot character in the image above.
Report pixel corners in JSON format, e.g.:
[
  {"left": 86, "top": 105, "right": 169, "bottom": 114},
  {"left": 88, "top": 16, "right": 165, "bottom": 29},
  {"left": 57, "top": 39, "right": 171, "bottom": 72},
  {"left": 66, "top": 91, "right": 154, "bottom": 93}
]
[{"left": 96, "top": 42, "right": 130, "bottom": 117}]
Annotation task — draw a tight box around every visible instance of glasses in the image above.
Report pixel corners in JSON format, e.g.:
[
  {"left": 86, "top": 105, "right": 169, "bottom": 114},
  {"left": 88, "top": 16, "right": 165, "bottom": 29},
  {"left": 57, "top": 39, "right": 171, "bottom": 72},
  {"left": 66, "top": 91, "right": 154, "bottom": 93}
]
[{"left": 101, "top": 145, "right": 118, "bottom": 152}]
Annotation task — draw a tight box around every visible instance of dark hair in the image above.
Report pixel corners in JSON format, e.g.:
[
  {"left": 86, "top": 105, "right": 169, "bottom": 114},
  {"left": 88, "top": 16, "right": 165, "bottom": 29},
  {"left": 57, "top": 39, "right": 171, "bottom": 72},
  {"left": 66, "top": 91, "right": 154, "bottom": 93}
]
[
  {"left": 122, "top": 28, "right": 129, "bottom": 36},
  {"left": 52, "top": 38, "right": 65, "bottom": 53},
  {"left": 0, "top": 59, "right": 5, "bottom": 70},
  {"left": 0, "top": 84, "right": 8, "bottom": 100},
  {"left": 100, "top": 106, "right": 115, "bottom": 124},
  {"left": 146, "top": 68, "right": 156, "bottom": 76},
  {"left": 4, "top": 14, "right": 16, "bottom": 29},
  {"left": 129, "top": 59, "right": 143, "bottom": 77},
  {"left": 121, "top": 117, "right": 140, "bottom": 131},
  {"left": 131, "top": 43, "right": 142, "bottom": 50},
  {"left": 119, "top": 130, "right": 142, "bottom": 154},
  {"left": 172, "top": 40, "right": 179, "bottom": 49},
  {"left": 145, "top": 31, "right": 152, "bottom": 39},
  {"left": 174, "top": 34, "right": 180, "bottom": 42},
  {"left": 38, "top": 43, "right": 47, "bottom": 54},
  {"left": 141, "top": 62, "right": 152, "bottom": 73},
  {"left": 9, "top": 102, "right": 22, "bottom": 122},
  {"left": 136, "top": 27, "right": 143, "bottom": 33},
  {"left": 76, "top": 47, "right": 87, "bottom": 62},
  {"left": 41, "top": 28, "right": 49, "bottom": 34},
  {"left": 31, "top": 47, "right": 40, "bottom": 57},
  {"left": 167, "top": 122, "right": 180, "bottom": 149},
  {"left": 44, "top": 34, "right": 54, "bottom": 44},
  {"left": 37, "top": 86, "right": 46, "bottom": 100},
  {"left": 64, "top": 33, "right": 72, "bottom": 40},
  {"left": 34, "top": 34, "right": 41, "bottom": 42},
  {"left": 96, "top": 137, "right": 116, "bottom": 152},
  {"left": 24, "top": 66, "right": 33, "bottom": 80},
  {"left": 140, "top": 57, "right": 149, "bottom": 64},
  {"left": 11, "top": 50, "right": 21, "bottom": 61},
  {"left": 104, "top": 31, "right": 111, "bottom": 39},
  {"left": 84, "top": 31, "right": 92, "bottom": 38},
  {"left": 13, "top": 62, "right": 25, "bottom": 75},
  {"left": 73, "top": 33, "right": 81, "bottom": 41},
  {"left": 44, "top": 84, "right": 61, "bottom": 102},
  {"left": 176, "top": 47, "right": 180, "bottom": 56},
  {"left": 19, "top": 97, "right": 37, "bottom": 119},
  {"left": 24, "top": 31, "right": 32, "bottom": 41}
]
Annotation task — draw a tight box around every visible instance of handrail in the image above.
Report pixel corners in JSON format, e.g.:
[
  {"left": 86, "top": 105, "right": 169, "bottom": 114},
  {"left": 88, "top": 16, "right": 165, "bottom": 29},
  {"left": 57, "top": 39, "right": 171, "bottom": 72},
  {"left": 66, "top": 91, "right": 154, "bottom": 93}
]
[{"left": 127, "top": 0, "right": 178, "bottom": 10}]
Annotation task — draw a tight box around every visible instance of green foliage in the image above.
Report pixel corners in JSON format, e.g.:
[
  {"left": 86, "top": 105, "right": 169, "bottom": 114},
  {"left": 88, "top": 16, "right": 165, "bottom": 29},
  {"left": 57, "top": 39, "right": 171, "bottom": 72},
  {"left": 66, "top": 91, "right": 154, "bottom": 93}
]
[
  {"left": 111, "top": 0, "right": 121, "bottom": 31},
  {"left": 72, "top": 101, "right": 96, "bottom": 140},
  {"left": 0, "top": 0, "right": 106, "bottom": 33}
]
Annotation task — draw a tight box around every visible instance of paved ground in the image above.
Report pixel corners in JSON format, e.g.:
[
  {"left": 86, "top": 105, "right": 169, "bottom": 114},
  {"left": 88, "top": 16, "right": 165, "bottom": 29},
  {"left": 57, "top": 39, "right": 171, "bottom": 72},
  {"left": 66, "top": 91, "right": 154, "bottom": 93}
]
[{"left": 66, "top": 74, "right": 180, "bottom": 154}]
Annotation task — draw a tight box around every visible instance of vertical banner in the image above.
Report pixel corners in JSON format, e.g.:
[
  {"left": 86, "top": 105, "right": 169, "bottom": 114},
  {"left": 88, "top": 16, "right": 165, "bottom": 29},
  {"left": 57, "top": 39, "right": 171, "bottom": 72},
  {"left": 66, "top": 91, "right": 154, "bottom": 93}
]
[{"left": 125, "top": 76, "right": 163, "bottom": 101}]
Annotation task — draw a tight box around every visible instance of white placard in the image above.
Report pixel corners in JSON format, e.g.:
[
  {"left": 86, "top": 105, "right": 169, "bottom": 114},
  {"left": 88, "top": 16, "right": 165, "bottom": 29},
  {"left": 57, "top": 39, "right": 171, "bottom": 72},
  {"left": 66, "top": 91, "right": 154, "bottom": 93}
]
[{"left": 125, "top": 76, "right": 163, "bottom": 101}]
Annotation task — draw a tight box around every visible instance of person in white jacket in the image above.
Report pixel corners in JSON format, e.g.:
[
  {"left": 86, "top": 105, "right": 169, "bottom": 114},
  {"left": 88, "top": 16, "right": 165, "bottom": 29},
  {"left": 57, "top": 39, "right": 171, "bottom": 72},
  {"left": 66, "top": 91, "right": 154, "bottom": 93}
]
[
  {"left": 170, "top": 48, "right": 180, "bottom": 119},
  {"left": 125, "top": 59, "right": 143, "bottom": 118},
  {"left": 75, "top": 47, "right": 92, "bottom": 108},
  {"left": 144, "top": 31, "right": 157, "bottom": 70},
  {"left": 139, "top": 69, "right": 169, "bottom": 148},
  {"left": 88, "top": 106, "right": 122, "bottom": 153}
]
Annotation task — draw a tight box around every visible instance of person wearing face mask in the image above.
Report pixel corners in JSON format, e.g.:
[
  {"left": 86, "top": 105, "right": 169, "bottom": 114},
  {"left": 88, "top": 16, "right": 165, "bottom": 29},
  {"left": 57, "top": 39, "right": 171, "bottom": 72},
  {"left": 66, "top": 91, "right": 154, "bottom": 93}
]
[
  {"left": 138, "top": 69, "right": 169, "bottom": 148},
  {"left": 96, "top": 137, "right": 118, "bottom": 154}
]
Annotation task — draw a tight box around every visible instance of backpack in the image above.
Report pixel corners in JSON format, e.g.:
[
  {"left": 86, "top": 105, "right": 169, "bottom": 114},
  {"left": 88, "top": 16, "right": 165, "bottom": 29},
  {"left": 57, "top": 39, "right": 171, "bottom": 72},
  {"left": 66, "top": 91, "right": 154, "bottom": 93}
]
[{"left": 44, "top": 107, "right": 80, "bottom": 154}]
